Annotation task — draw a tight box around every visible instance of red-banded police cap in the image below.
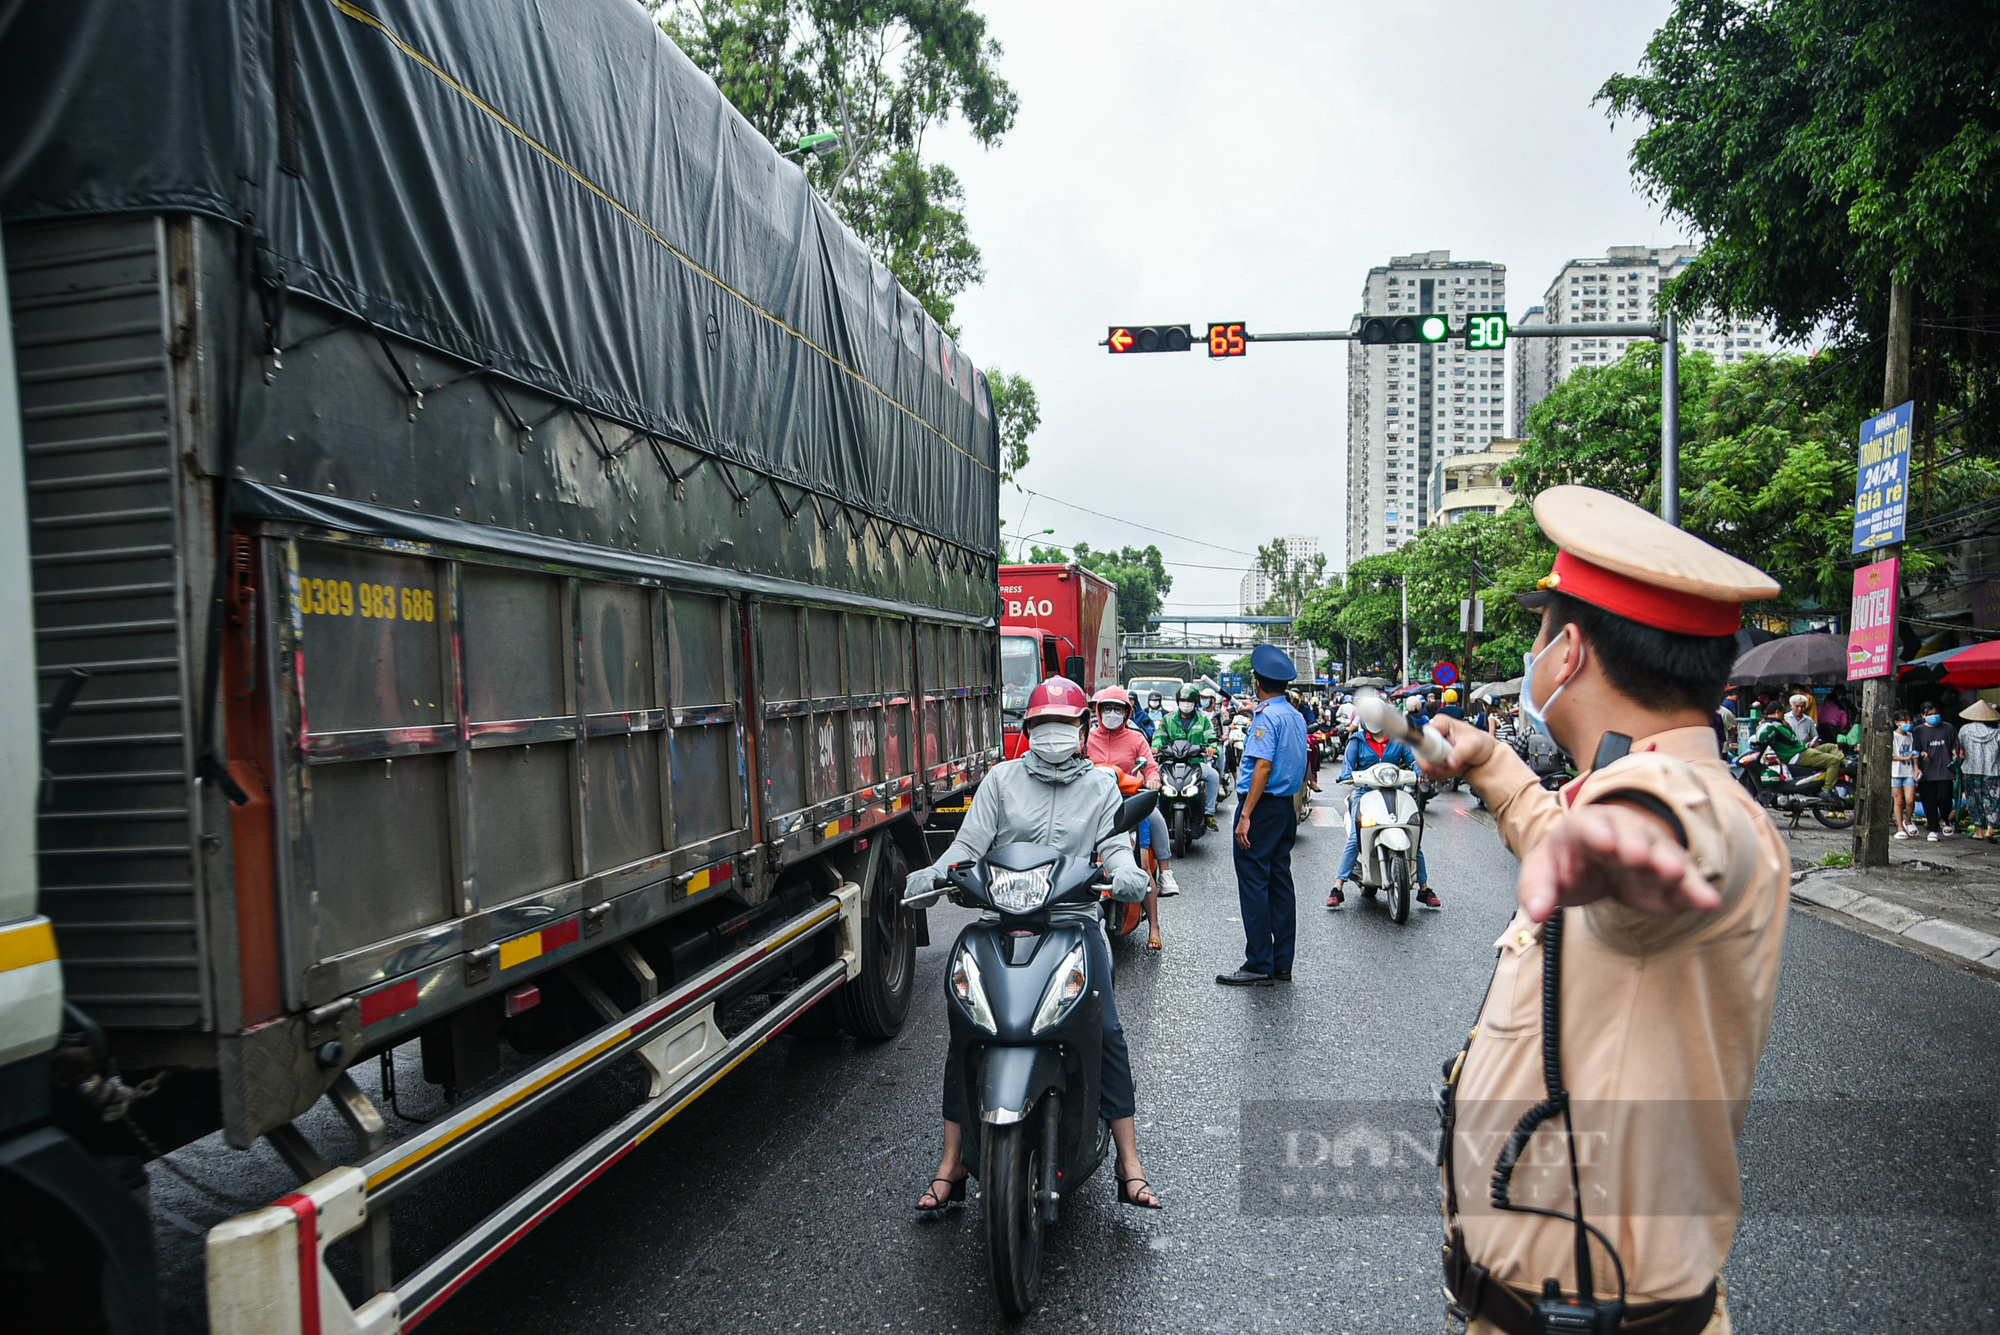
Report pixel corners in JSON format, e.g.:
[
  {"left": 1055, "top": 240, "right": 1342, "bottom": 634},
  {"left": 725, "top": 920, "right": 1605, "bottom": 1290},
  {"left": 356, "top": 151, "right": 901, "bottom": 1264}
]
[{"left": 1516, "top": 486, "right": 1779, "bottom": 637}]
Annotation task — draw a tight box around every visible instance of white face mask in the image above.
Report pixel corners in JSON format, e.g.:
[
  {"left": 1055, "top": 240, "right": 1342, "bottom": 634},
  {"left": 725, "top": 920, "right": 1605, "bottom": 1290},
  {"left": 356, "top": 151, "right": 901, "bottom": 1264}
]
[
  {"left": 1099, "top": 709, "right": 1127, "bottom": 731},
  {"left": 1028, "top": 722, "right": 1081, "bottom": 762},
  {"left": 1179, "top": 701, "right": 1196, "bottom": 716}
]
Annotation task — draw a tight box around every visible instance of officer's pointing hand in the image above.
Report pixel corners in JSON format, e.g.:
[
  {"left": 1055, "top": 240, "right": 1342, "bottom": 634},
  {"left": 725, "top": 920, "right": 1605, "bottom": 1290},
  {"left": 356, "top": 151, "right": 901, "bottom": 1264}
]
[
  {"left": 1420, "top": 714, "right": 1494, "bottom": 779},
  {"left": 1516, "top": 803, "right": 1721, "bottom": 923}
]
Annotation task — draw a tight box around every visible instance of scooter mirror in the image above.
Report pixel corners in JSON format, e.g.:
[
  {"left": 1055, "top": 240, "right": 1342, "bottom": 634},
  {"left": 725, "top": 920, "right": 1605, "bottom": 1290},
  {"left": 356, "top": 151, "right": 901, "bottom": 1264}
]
[{"left": 1112, "top": 788, "right": 1159, "bottom": 834}]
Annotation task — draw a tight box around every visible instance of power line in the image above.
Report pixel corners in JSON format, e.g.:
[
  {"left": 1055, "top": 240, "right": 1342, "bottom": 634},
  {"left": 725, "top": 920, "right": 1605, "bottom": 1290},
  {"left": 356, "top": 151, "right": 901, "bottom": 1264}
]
[
  {"left": 1009, "top": 533, "right": 1249, "bottom": 572},
  {"left": 1013, "top": 488, "right": 1254, "bottom": 557}
]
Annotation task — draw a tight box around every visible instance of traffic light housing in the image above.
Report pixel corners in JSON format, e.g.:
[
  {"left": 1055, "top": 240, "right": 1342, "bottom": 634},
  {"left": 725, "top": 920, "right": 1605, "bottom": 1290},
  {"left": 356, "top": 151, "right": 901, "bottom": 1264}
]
[
  {"left": 1356, "top": 314, "right": 1451, "bottom": 345},
  {"left": 1106, "top": 324, "right": 1193, "bottom": 354}
]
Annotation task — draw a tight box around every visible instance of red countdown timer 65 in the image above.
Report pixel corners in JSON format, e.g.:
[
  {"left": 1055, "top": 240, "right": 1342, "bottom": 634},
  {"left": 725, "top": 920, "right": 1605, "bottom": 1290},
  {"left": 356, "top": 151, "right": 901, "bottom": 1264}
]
[{"left": 1207, "top": 322, "right": 1248, "bottom": 358}]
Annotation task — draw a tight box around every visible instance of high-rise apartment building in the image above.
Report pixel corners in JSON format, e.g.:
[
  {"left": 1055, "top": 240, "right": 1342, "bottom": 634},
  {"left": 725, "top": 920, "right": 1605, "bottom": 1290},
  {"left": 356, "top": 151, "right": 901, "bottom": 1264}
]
[
  {"left": 1511, "top": 306, "right": 1553, "bottom": 434},
  {"left": 1239, "top": 534, "right": 1322, "bottom": 613},
  {"left": 1345, "top": 251, "right": 1506, "bottom": 563},
  {"left": 1515, "top": 246, "right": 1777, "bottom": 422}
]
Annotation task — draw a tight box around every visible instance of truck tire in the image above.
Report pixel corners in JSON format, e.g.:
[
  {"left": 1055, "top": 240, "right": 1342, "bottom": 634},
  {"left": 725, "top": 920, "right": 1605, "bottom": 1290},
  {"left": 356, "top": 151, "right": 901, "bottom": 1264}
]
[
  {"left": 836, "top": 840, "right": 915, "bottom": 1040},
  {"left": 982, "top": 1120, "right": 1044, "bottom": 1318}
]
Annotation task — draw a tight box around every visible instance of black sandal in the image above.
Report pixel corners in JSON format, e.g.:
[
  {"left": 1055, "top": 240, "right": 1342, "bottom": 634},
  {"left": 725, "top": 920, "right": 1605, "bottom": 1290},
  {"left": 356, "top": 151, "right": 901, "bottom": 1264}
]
[
  {"left": 1117, "top": 1175, "right": 1163, "bottom": 1209},
  {"left": 915, "top": 1175, "right": 966, "bottom": 1212}
]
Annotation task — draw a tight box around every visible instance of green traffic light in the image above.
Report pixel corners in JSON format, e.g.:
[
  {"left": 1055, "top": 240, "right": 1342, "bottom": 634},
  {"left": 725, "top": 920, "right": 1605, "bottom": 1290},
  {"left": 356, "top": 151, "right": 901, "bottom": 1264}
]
[{"left": 1419, "top": 315, "right": 1449, "bottom": 343}]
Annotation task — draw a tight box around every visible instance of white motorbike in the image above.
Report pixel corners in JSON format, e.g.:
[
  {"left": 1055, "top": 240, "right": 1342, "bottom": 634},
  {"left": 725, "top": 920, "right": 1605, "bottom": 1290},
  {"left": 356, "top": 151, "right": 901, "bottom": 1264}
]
[{"left": 1347, "top": 761, "right": 1426, "bottom": 924}]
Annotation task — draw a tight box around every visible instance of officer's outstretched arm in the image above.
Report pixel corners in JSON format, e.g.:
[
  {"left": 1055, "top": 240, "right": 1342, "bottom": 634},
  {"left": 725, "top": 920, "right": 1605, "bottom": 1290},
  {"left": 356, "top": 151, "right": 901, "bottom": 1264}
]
[{"left": 1516, "top": 802, "right": 1721, "bottom": 923}]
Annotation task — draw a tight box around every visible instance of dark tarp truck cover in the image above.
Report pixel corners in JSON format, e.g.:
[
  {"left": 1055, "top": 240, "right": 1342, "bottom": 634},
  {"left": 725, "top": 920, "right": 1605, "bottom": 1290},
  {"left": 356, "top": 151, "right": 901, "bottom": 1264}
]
[{"left": 0, "top": 0, "right": 998, "bottom": 554}]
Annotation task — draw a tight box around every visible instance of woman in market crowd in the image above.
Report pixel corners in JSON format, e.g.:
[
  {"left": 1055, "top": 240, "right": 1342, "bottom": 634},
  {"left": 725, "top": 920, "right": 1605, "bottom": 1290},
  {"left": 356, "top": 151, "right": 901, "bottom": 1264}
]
[
  {"left": 1817, "top": 688, "right": 1852, "bottom": 744},
  {"left": 1913, "top": 701, "right": 1959, "bottom": 840},
  {"left": 1957, "top": 700, "right": 2000, "bottom": 841}
]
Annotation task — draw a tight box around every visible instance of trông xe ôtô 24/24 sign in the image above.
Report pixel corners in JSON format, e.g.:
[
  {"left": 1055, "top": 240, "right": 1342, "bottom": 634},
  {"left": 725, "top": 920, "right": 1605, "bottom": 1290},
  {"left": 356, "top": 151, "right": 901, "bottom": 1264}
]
[{"left": 1852, "top": 401, "right": 1913, "bottom": 554}]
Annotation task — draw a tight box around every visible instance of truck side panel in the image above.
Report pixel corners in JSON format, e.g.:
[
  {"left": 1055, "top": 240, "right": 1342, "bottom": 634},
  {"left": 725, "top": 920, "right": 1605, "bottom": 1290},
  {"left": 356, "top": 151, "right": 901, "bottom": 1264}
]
[{"left": 7, "top": 217, "right": 204, "bottom": 1031}]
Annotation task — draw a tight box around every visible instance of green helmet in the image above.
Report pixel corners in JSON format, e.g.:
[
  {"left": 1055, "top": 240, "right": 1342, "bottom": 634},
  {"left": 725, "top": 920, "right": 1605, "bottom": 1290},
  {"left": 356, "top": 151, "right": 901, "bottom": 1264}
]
[{"left": 1177, "top": 683, "right": 1202, "bottom": 704}]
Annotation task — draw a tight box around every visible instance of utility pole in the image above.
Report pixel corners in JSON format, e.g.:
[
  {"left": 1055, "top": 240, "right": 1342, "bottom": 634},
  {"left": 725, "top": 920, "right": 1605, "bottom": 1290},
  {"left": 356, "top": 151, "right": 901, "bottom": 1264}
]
[
  {"left": 1465, "top": 562, "right": 1479, "bottom": 677},
  {"left": 1660, "top": 310, "right": 1681, "bottom": 526},
  {"left": 1400, "top": 574, "right": 1410, "bottom": 685},
  {"left": 1854, "top": 281, "right": 1913, "bottom": 868}
]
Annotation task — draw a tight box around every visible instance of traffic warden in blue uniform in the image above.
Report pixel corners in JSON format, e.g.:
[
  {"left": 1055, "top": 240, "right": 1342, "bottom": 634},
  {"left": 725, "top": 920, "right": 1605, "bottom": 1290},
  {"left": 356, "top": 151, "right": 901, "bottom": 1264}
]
[{"left": 1218, "top": 644, "right": 1309, "bottom": 986}]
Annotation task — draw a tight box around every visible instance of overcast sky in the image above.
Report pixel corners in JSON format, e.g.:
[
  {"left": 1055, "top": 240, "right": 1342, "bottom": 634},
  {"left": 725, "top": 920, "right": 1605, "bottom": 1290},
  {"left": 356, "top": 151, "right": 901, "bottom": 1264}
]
[{"left": 933, "top": 1, "right": 1687, "bottom": 614}]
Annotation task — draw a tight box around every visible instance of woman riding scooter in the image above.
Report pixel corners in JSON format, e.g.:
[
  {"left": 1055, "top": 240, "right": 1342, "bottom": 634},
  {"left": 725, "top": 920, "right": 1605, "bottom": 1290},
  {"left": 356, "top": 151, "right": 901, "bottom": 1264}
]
[
  {"left": 906, "top": 678, "right": 1164, "bottom": 1213},
  {"left": 1325, "top": 720, "right": 1442, "bottom": 909},
  {"left": 1086, "top": 686, "right": 1172, "bottom": 951}
]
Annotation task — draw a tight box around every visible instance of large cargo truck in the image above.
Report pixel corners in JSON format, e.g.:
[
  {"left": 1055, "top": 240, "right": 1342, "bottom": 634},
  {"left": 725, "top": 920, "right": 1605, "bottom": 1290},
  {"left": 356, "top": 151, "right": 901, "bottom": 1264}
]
[
  {"left": 0, "top": 3, "right": 1002, "bottom": 1329},
  {"left": 996, "top": 563, "right": 1119, "bottom": 758}
]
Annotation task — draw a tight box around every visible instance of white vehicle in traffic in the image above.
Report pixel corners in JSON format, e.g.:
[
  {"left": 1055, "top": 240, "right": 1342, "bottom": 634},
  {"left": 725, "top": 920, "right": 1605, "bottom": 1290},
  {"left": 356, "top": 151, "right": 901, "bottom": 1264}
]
[{"left": 1348, "top": 762, "right": 1426, "bottom": 923}]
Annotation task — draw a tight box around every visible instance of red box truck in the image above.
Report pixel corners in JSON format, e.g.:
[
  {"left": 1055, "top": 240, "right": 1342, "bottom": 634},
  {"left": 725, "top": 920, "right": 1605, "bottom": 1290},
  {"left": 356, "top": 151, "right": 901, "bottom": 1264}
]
[{"left": 998, "top": 563, "right": 1121, "bottom": 757}]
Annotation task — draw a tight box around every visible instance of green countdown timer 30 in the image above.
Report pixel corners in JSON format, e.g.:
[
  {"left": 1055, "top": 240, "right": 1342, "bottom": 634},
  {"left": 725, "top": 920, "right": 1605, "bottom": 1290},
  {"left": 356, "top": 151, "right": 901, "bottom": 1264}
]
[{"left": 1465, "top": 313, "right": 1508, "bottom": 350}]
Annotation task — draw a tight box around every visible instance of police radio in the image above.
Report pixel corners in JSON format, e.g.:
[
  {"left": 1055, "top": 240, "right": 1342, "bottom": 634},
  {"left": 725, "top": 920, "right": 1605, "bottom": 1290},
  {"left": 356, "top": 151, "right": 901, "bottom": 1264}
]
[{"left": 1488, "top": 731, "right": 1635, "bottom": 1334}]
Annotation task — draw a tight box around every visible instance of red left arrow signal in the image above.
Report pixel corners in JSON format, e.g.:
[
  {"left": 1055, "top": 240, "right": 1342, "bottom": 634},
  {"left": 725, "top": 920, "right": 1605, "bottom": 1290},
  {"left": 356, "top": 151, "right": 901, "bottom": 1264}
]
[{"left": 1107, "top": 328, "right": 1135, "bottom": 353}]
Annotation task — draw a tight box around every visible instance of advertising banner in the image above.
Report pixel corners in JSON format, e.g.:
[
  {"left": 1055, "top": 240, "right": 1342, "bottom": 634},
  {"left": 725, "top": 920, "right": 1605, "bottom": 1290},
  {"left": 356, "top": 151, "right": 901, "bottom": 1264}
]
[
  {"left": 1852, "top": 402, "right": 1913, "bottom": 554},
  {"left": 1847, "top": 557, "right": 1900, "bottom": 681}
]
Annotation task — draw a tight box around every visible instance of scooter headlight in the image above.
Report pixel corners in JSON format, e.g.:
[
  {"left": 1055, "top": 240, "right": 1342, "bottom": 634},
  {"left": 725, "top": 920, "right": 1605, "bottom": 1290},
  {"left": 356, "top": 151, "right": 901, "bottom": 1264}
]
[
  {"left": 1359, "top": 812, "right": 1379, "bottom": 827},
  {"left": 987, "top": 861, "right": 1055, "bottom": 914},
  {"left": 1031, "top": 943, "right": 1089, "bottom": 1035},
  {"left": 951, "top": 948, "right": 998, "bottom": 1033}
]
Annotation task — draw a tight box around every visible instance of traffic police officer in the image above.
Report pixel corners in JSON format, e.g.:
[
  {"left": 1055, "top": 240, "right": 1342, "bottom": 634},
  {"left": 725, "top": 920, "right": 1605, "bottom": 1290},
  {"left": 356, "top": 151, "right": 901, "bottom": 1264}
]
[
  {"left": 1426, "top": 487, "right": 1787, "bottom": 1334},
  {"left": 1217, "top": 643, "right": 1308, "bottom": 986}
]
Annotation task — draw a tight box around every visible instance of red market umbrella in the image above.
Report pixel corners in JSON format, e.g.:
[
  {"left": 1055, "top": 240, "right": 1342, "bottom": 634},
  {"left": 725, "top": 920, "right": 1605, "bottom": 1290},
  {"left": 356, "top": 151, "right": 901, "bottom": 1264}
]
[{"left": 1935, "top": 641, "right": 2000, "bottom": 690}]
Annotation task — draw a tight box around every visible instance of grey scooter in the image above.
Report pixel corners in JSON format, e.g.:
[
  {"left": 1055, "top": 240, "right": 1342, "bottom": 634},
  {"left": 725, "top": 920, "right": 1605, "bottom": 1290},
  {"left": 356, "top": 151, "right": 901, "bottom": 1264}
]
[{"left": 907, "top": 790, "right": 1157, "bottom": 1317}]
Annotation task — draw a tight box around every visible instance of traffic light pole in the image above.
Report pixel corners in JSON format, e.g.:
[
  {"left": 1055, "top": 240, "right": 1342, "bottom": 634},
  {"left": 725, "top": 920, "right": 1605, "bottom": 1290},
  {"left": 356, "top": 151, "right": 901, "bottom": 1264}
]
[{"left": 1242, "top": 321, "right": 1681, "bottom": 526}]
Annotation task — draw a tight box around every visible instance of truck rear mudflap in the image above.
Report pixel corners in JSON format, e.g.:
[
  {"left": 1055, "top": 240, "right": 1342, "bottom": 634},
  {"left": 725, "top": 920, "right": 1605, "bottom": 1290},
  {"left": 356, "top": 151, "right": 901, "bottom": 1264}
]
[{"left": 206, "top": 883, "right": 860, "bottom": 1334}]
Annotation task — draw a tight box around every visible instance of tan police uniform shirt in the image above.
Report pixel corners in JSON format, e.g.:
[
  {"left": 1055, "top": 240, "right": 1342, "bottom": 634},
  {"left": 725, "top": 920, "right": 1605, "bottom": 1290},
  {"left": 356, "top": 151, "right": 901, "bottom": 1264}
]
[{"left": 1451, "top": 725, "right": 1789, "bottom": 1305}]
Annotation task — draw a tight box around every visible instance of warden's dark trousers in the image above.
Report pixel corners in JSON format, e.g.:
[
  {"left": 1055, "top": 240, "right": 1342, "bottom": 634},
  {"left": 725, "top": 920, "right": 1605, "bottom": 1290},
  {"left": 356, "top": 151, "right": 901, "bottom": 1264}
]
[{"left": 1233, "top": 798, "right": 1298, "bottom": 976}]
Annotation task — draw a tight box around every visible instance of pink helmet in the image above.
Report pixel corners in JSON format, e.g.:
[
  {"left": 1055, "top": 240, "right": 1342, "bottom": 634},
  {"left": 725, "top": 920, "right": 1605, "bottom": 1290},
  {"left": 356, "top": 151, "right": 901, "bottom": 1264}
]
[
  {"left": 1090, "top": 685, "right": 1133, "bottom": 712},
  {"left": 1025, "top": 677, "right": 1090, "bottom": 726}
]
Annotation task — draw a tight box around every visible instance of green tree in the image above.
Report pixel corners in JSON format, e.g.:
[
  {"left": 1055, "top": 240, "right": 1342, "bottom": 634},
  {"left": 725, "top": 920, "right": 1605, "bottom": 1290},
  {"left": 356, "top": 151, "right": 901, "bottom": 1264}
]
[
  {"left": 1508, "top": 345, "right": 1998, "bottom": 615},
  {"left": 1601, "top": 0, "right": 2000, "bottom": 443},
  {"left": 1026, "top": 542, "right": 1172, "bottom": 635},
  {"left": 1508, "top": 345, "right": 1720, "bottom": 506},
  {"left": 986, "top": 368, "right": 1039, "bottom": 482},
  {"left": 1251, "top": 536, "right": 1330, "bottom": 617},
  {"left": 658, "top": 0, "right": 1017, "bottom": 335},
  {"left": 1297, "top": 510, "right": 1551, "bottom": 682}
]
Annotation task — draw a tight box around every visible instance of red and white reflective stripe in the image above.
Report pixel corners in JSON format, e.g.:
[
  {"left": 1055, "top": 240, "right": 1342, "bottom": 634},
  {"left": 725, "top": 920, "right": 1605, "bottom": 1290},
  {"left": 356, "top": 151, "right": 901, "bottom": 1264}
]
[{"left": 274, "top": 1191, "right": 320, "bottom": 1335}]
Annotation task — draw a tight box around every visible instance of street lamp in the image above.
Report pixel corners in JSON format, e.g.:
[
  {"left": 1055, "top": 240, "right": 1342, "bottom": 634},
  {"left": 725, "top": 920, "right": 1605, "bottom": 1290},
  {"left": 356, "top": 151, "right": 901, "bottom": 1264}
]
[
  {"left": 1006, "top": 526, "right": 1054, "bottom": 559},
  {"left": 781, "top": 132, "right": 841, "bottom": 160}
]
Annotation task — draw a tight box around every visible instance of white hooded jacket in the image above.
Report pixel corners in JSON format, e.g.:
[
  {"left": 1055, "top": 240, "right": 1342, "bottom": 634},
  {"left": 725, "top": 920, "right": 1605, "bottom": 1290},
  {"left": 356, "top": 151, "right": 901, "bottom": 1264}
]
[{"left": 912, "top": 750, "right": 1149, "bottom": 902}]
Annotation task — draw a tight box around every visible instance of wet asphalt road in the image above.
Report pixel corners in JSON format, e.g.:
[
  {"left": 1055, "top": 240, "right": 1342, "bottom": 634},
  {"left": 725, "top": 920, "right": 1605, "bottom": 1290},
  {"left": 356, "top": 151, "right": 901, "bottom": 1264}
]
[{"left": 150, "top": 783, "right": 2000, "bottom": 1332}]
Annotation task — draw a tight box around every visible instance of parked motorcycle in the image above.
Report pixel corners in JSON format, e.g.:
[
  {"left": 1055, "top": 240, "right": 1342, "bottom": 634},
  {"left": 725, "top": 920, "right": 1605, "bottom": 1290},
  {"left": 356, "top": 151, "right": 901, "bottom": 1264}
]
[
  {"left": 1346, "top": 760, "right": 1426, "bottom": 923},
  {"left": 1734, "top": 746, "right": 1857, "bottom": 829},
  {"left": 1155, "top": 738, "right": 1209, "bottom": 857},
  {"left": 909, "top": 790, "right": 1158, "bottom": 1317}
]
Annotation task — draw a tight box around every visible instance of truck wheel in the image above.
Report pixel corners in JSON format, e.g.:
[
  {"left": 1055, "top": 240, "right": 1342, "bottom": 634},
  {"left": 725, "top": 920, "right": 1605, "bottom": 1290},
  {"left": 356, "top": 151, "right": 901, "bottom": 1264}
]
[
  {"left": 836, "top": 840, "right": 915, "bottom": 1040},
  {"left": 982, "top": 1120, "right": 1043, "bottom": 1318},
  {"left": 1388, "top": 852, "right": 1411, "bottom": 924}
]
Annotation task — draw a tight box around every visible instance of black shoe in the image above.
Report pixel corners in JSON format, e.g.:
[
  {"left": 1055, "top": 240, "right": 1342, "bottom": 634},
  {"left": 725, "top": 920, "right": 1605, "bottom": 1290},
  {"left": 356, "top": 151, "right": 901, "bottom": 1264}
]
[
  {"left": 1416, "top": 887, "right": 1442, "bottom": 909},
  {"left": 1215, "top": 969, "right": 1275, "bottom": 987},
  {"left": 1273, "top": 969, "right": 1292, "bottom": 982},
  {"left": 1325, "top": 887, "right": 1345, "bottom": 909}
]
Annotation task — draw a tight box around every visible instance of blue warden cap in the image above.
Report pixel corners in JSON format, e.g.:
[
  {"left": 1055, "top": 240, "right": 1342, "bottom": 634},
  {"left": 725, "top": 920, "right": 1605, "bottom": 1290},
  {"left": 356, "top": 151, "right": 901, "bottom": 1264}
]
[{"left": 1250, "top": 643, "right": 1297, "bottom": 683}]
